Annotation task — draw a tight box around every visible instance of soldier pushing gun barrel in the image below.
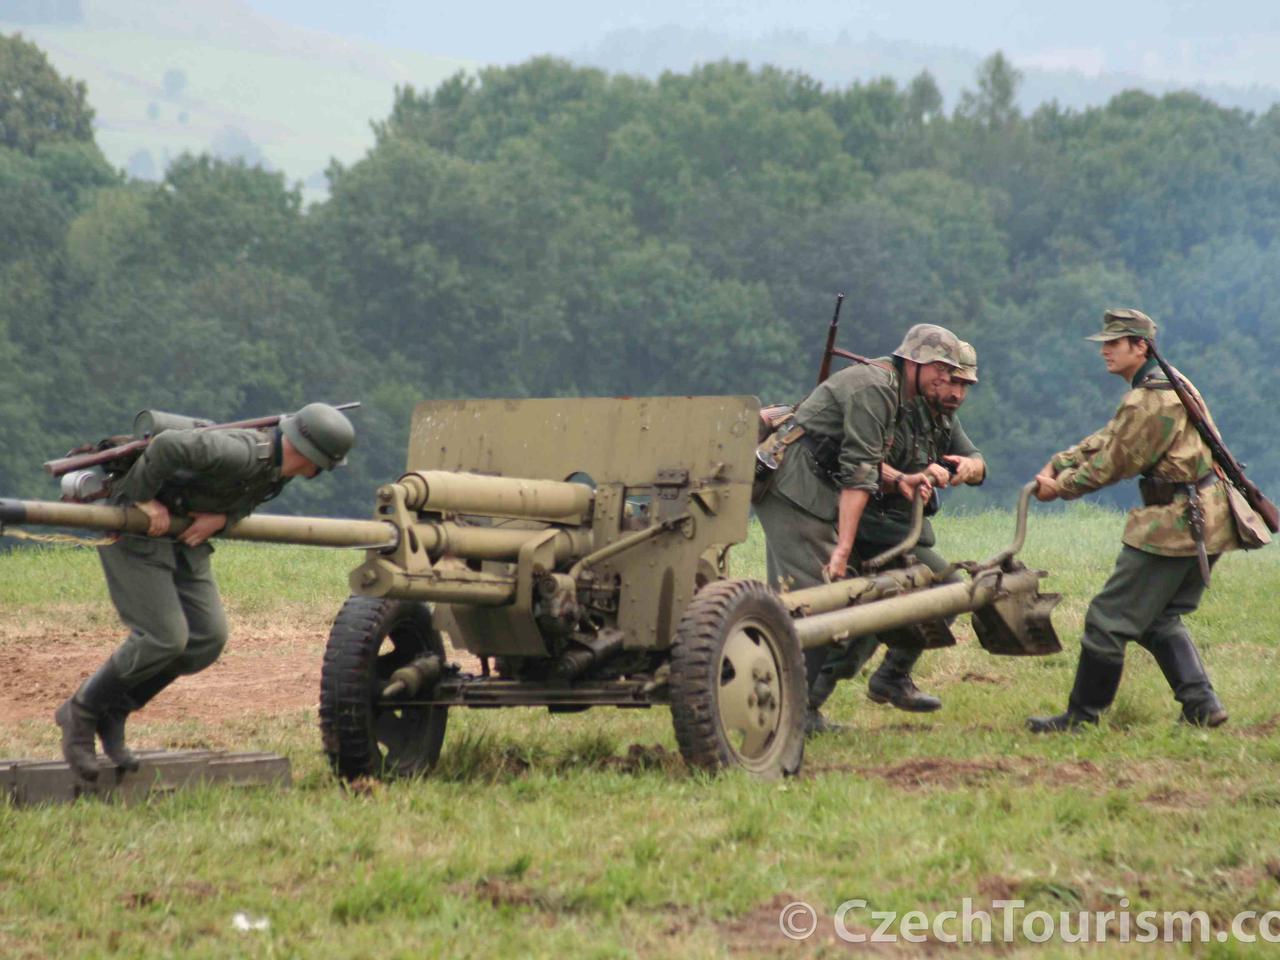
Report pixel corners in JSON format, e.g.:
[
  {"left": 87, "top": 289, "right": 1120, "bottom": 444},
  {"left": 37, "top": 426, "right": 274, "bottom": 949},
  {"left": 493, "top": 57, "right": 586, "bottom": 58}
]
[{"left": 48, "top": 403, "right": 357, "bottom": 782}]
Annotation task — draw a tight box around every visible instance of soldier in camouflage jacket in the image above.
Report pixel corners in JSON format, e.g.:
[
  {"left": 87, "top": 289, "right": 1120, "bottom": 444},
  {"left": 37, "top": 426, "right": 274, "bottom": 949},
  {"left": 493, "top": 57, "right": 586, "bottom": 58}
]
[{"left": 1028, "top": 309, "right": 1236, "bottom": 732}]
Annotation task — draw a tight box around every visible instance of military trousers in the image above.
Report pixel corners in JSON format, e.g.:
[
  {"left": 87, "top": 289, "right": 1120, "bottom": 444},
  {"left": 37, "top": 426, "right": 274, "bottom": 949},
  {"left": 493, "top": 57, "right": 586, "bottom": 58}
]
[
  {"left": 755, "top": 484, "right": 955, "bottom": 693},
  {"left": 1083, "top": 545, "right": 1216, "bottom": 665},
  {"left": 754, "top": 485, "right": 836, "bottom": 594},
  {"left": 98, "top": 536, "right": 229, "bottom": 686},
  {"left": 753, "top": 483, "right": 839, "bottom": 689}
]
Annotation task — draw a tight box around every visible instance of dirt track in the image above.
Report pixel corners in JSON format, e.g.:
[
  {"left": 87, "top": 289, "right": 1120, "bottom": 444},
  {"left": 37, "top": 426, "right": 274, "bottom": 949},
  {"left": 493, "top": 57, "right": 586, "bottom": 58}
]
[{"left": 0, "top": 610, "right": 479, "bottom": 726}]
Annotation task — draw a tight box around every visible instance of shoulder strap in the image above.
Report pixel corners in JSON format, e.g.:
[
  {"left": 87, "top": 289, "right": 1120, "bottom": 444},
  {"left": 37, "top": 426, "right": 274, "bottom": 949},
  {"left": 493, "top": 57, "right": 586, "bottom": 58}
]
[{"left": 829, "top": 348, "right": 893, "bottom": 373}]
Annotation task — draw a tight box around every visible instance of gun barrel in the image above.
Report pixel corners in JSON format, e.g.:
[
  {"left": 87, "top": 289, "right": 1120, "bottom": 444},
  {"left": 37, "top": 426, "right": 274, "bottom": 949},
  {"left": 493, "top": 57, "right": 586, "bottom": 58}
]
[
  {"left": 396, "top": 471, "right": 594, "bottom": 523},
  {"left": 409, "top": 523, "right": 593, "bottom": 564},
  {"left": 0, "top": 498, "right": 398, "bottom": 550}
]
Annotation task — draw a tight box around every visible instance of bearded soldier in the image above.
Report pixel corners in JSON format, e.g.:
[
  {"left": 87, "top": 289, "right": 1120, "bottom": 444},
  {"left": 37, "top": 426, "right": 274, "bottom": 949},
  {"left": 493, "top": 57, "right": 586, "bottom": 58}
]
[
  {"left": 807, "top": 341, "right": 987, "bottom": 724},
  {"left": 753, "top": 323, "right": 964, "bottom": 734},
  {"left": 55, "top": 403, "right": 356, "bottom": 781},
  {"left": 1028, "top": 310, "right": 1242, "bottom": 732}
]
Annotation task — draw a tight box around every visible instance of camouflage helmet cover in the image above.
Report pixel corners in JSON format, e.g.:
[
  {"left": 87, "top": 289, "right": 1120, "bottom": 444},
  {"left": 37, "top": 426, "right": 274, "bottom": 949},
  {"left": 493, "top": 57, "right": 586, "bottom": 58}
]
[
  {"left": 1086, "top": 308, "right": 1158, "bottom": 342},
  {"left": 280, "top": 402, "right": 355, "bottom": 470},
  {"left": 952, "top": 340, "right": 979, "bottom": 383},
  {"left": 892, "top": 323, "right": 963, "bottom": 367}
]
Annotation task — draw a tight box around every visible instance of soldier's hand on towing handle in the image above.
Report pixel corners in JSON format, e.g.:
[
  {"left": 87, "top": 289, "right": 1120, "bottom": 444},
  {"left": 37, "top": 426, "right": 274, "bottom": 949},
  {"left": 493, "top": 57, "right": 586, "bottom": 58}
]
[
  {"left": 1034, "top": 460, "right": 1061, "bottom": 503},
  {"left": 942, "top": 454, "right": 985, "bottom": 485}
]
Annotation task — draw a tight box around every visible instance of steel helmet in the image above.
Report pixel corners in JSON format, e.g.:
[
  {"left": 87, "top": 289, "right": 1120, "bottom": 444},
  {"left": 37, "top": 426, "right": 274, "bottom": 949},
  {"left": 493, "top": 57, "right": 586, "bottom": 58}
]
[
  {"left": 280, "top": 403, "right": 355, "bottom": 470},
  {"left": 892, "top": 324, "right": 963, "bottom": 367},
  {"left": 952, "top": 340, "right": 979, "bottom": 383}
]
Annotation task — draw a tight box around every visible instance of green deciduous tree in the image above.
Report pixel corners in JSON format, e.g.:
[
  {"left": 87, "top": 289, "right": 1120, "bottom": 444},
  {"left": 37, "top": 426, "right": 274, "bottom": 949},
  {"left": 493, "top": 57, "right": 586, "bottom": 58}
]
[{"left": 0, "top": 32, "right": 94, "bottom": 156}]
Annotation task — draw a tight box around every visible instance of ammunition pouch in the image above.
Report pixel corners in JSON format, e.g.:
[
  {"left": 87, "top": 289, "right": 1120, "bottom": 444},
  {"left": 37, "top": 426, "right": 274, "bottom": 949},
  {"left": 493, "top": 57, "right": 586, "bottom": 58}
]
[
  {"left": 796, "top": 432, "right": 840, "bottom": 483},
  {"left": 1225, "top": 480, "right": 1272, "bottom": 549},
  {"left": 1138, "top": 473, "right": 1215, "bottom": 507}
]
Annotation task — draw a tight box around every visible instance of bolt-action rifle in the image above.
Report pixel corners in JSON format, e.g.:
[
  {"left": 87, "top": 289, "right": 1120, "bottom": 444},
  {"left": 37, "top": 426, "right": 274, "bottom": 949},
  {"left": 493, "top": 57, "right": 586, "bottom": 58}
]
[
  {"left": 816, "top": 292, "right": 883, "bottom": 384},
  {"left": 1146, "top": 343, "right": 1278, "bottom": 533},
  {"left": 43, "top": 403, "right": 362, "bottom": 479}
]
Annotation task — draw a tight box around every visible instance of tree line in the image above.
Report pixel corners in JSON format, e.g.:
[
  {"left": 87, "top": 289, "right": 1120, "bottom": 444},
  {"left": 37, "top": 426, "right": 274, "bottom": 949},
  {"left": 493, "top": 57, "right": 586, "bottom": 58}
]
[{"left": 2, "top": 34, "right": 1278, "bottom": 518}]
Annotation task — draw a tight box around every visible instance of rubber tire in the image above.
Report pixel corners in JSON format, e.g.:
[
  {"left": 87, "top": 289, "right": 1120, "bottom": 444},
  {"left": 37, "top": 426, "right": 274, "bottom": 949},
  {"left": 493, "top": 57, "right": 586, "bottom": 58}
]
[
  {"left": 320, "top": 596, "right": 448, "bottom": 780},
  {"left": 669, "top": 579, "right": 806, "bottom": 778}
]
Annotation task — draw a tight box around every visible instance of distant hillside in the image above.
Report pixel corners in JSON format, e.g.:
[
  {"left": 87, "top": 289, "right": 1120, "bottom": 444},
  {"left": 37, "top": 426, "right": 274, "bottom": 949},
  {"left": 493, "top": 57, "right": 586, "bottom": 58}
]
[
  {"left": 0, "top": 0, "right": 472, "bottom": 199},
  {"left": 577, "top": 26, "right": 1280, "bottom": 115}
]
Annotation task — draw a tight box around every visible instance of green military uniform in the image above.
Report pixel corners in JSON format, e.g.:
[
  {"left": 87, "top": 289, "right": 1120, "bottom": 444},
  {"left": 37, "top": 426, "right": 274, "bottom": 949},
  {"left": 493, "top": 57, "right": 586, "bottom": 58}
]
[
  {"left": 755, "top": 355, "right": 908, "bottom": 701},
  {"left": 754, "top": 324, "right": 963, "bottom": 732},
  {"left": 811, "top": 395, "right": 986, "bottom": 702},
  {"left": 755, "top": 356, "right": 905, "bottom": 595},
  {"left": 1029, "top": 310, "right": 1241, "bottom": 731},
  {"left": 102, "top": 427, "right": 289, "bottom": 685},
  {"left": 55, "top": 402, "right": 355, "bottom": 782}
]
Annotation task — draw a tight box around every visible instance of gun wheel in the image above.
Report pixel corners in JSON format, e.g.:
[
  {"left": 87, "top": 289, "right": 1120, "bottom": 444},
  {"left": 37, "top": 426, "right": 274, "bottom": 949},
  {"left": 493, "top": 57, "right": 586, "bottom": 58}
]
[
  {"left": 320, "top": 596, "right": 448, "bottom": 780},
  {"left": 669, "top": 579, "right": 805, "bottom": 778}
]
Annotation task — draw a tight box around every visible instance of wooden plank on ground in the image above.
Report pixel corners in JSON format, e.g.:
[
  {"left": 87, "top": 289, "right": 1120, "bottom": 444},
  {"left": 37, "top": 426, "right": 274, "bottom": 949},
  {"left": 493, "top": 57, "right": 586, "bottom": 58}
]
[{"left": 4, "top": 751, "right": 292, "bottom": 807}]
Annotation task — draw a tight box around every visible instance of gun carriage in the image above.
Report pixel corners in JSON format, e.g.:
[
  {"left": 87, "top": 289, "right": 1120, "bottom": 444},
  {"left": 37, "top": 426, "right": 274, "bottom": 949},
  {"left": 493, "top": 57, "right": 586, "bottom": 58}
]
[{"left": 1, "top": 396, "right": 1061, "bottom": 779}]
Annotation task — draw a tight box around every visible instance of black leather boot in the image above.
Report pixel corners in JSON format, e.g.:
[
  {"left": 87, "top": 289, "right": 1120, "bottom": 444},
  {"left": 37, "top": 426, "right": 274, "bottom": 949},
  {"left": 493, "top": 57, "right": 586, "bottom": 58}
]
[
  {"left": 97, "top": 668, "right": 180, "bottom": 772},
  {"left": 55, "top": 660, "right": 133, "bottom": 781},
  {"left": 804, "top": 669, "right": 846, "bottom": 736},
  {"left": 1147, "top": 634, "right": 1228, "bottom": 727},
  {"left": 867, "top": 648, "right": 941, "bottom": 713},
  {"left": 1027, "top": 650, "right": 1124, "bottom": 733},
  {"left": 804, "top": 708, "right": 846, "bottom": 736}
]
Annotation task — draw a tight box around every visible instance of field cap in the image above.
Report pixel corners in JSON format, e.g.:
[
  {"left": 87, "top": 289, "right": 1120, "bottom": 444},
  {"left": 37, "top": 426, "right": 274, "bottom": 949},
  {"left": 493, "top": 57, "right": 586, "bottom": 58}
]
[{"left": 1086, "top": 308, "right": 1157, "bottom": 341}]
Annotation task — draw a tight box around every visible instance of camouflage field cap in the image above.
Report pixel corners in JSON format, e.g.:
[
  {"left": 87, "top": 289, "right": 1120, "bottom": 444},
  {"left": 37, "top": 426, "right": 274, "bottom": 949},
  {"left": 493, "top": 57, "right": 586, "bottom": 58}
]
[
  {"left": 892, "top": 323, "right": 963, "bottom": 367},
  {"left": 1086, "top": 308, "right": 1158, "bottom": 342},
  {"left": 952, "top": 340, "right": 979, "bottom": 383}
]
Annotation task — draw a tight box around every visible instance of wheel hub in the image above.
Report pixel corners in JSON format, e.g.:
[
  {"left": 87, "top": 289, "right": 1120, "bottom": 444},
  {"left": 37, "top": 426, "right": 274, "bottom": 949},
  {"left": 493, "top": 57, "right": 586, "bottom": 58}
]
[{"left": 717, "top": 621, "right": 785, "bottom": 760}]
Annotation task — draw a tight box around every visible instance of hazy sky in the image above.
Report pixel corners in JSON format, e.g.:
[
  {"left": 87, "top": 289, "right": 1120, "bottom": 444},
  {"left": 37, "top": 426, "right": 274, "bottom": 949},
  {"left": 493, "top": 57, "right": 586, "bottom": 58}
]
[{"left": 244, "top": 0, "right": 1280, "bottom": 88}]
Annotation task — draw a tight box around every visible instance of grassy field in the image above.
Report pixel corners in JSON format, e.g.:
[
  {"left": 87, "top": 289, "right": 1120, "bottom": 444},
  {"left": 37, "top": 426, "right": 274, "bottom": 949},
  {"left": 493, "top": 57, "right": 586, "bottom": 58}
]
[{"left": 2, "top": 505, "right": 1279, "bottom": 957}]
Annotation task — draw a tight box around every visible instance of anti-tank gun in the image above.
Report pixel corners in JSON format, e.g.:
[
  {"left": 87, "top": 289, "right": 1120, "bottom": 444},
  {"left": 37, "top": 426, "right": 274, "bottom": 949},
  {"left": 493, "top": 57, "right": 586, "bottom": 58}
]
[{"left": 1, "top": 396, "right": 1061, "bottom": 780}]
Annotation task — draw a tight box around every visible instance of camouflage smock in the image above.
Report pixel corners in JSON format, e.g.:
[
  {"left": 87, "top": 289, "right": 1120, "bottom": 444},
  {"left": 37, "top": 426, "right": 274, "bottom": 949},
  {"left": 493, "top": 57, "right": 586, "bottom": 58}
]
[
  {"left": 773, "top": 358, "right": 906, "bottom": 521},
  {"left": 1049, "top": 360, "right": 1238, "bottom": 557},
  {"left": 114, "top": 428, "right": 290, "bottom": 525},
  {"left": 859, "top": 396, "right": 985, "bottom": 547}
]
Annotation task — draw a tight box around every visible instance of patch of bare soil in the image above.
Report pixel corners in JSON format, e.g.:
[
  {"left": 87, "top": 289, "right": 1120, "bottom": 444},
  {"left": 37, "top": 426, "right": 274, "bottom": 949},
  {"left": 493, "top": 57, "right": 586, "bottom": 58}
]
[
  {"left": 460, "top": 877, "right": 557, "bottom": 911},
  {"left": 0, "top": 615, "right": 480, "bottom": 727},
  {"left": 1230, "top": 715, "right": 1280, "bottom": 738},
  {"left": 1139, "top": 785, "right": 1217, "bottom": 810},
  {"left": 959, "top": 672, "right": 1006, "bottom": 685},
  {"left": 810, "top": 756, "right": 1107, "bottom": 792}
]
